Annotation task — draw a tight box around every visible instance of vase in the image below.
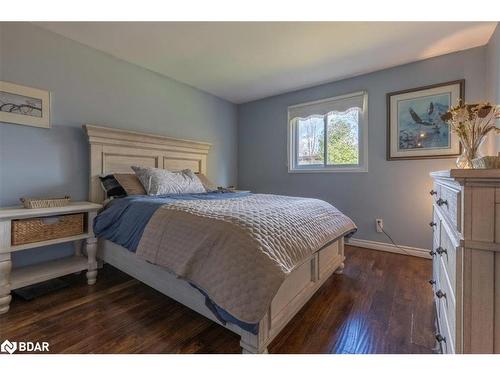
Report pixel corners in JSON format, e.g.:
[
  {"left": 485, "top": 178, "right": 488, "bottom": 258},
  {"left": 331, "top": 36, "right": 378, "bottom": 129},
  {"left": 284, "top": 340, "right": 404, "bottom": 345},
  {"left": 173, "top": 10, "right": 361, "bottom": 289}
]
[{"left": 456, "top": 137, "right": 485, "bottom": 169}]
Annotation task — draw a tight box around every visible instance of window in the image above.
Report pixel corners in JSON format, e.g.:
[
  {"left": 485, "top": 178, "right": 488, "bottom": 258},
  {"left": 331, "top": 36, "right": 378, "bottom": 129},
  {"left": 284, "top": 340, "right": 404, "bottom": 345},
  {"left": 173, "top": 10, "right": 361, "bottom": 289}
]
[{"left": 288, "top": 91, "right": 368, "bottom": 172}]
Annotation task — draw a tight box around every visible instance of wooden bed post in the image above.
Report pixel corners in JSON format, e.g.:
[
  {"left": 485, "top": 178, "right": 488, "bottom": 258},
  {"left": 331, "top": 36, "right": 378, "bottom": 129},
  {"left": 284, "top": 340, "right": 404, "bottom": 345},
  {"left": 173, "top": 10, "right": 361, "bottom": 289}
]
[
  {"left": 85, "top": 211, "right": 98, "bottom": 285},
  {"left": 239, "top": 313, "right": 270, "bottom": 354},
  {"left": 86, "top": 238, "right": 98, "bottom": 285},
  {"left": 335, "top": 237, "right": 345, "bottom": 274},
  {"left": 240, "top": 334, "right": 269, "bottom": 354}
]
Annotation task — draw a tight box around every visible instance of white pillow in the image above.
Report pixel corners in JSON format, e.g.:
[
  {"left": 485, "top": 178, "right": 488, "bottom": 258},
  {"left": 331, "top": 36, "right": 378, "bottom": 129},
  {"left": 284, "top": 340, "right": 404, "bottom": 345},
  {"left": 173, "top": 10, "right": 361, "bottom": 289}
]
[{"left": 132, "top": 166, "right": 206, "bottom": 196}]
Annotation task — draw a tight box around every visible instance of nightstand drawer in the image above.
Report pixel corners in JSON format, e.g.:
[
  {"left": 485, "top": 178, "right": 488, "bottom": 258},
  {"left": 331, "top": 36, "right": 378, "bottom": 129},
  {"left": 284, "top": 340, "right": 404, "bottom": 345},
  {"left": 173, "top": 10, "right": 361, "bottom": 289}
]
[{"left": 11, "top": 213, "right": 85, "bottom": 246}]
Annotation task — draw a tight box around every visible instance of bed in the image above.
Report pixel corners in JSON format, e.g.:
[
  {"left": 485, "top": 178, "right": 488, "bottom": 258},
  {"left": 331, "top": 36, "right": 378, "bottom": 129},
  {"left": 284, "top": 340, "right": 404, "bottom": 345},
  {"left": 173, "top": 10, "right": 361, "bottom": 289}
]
[{"left": 83, "top": 124, "right": 356, "bottom": 354}]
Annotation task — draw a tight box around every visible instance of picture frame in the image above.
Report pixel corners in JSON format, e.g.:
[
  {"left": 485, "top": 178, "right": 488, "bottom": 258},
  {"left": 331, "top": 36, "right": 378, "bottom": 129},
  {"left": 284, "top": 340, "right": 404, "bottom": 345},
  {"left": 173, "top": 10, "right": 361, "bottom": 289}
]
[
  {"left": 0, "top": 80, "right": 51, "bottom": 129},
  {"left": 386, "top": 80, "right": 464, "bottom": 160}
]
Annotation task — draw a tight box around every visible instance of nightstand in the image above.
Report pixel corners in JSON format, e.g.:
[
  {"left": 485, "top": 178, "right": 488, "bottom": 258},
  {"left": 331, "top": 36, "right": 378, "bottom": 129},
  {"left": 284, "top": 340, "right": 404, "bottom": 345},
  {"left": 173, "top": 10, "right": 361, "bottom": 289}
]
[{"left": 0, "top": 201, "right": 102, "bottom": 314}]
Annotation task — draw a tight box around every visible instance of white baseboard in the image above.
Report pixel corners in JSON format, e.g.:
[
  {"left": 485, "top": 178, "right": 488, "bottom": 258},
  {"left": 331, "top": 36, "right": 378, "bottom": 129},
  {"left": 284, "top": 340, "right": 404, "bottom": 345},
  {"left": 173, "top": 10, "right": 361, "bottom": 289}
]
[{"left": 346, "top": 237, "right": 431, "bottom": 259}]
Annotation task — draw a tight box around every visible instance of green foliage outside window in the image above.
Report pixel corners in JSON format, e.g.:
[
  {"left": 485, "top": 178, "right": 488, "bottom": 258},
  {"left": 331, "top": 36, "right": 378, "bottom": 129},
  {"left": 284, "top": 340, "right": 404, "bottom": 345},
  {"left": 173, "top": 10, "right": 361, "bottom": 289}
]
[
  {"left": 317, "top": 111, "right": 359, "bottom": 165},
  {"left": 327, "top": 119, "right": 358, "bottom": 164}
]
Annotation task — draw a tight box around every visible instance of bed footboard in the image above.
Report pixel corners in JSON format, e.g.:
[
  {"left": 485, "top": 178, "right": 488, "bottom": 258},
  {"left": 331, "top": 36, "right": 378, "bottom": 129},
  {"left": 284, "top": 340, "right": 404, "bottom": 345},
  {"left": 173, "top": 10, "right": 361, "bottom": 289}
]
[
  {"left": 240, "top": 238, "right": 345, "bottom": 354},
  {"left": 98, "top": 237, "right": 344, "bottom": 354}
]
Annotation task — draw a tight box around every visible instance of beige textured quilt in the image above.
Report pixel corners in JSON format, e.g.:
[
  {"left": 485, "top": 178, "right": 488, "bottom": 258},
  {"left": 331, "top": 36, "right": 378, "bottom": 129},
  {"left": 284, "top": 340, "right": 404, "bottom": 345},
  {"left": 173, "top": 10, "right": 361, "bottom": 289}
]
[{"left": 136, "top": 193, "right": 356, "bottom": 323}]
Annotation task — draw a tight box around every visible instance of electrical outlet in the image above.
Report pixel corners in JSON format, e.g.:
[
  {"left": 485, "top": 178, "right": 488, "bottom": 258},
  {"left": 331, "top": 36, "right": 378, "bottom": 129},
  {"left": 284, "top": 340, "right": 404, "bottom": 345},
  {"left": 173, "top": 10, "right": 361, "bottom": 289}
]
[{"left": 376, "top": 218, "right": 383, "bottom": 233}]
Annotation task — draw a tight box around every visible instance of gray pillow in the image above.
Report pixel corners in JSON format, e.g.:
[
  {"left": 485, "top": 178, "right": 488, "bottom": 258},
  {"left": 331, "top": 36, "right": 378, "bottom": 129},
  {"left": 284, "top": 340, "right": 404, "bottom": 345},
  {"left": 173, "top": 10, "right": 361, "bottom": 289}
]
[{"left": 132, "top": 166, "right": 206, "bottom": 196}]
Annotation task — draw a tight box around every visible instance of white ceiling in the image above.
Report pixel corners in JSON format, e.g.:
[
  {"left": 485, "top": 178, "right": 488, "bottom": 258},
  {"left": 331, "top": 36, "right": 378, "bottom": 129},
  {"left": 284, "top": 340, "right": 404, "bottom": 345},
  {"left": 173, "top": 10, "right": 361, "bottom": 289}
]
[{"left": 36, "top": 22, "right": 497, "bottom": 104}]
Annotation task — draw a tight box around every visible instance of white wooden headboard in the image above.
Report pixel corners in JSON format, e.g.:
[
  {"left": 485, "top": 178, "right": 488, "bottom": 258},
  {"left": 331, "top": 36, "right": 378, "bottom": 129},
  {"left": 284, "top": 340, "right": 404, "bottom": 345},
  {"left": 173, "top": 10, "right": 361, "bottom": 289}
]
[{"left": 83, "top": 124, "right": 211, "bottom": 203}]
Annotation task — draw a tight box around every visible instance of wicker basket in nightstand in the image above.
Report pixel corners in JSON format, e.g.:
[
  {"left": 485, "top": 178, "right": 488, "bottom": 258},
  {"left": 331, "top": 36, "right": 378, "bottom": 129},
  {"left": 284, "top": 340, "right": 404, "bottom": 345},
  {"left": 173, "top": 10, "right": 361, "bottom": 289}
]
[{"left": 11, "top": 213, "right": 84, "bottom": 246}]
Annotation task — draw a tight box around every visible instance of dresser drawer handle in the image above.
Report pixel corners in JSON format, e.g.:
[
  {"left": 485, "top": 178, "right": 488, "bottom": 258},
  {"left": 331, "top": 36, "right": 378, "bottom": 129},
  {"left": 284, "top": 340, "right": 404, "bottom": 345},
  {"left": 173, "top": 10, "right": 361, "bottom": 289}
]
[
  {"left": 429, "top": 279, "right": 436, "bottom": 285},
  {"left": 435, "top": 334, "right": 446, "bottom": 343},
  {"left": 436, "top": 290, "right": 446, "bottom": 299},
  {"left": 429, "top": 190, "right": 438, "bottom": 196},
  {"left": 436, "top": 247, "right": 447, "bottom": 256},
  {"left": 429, "top": 250, "right": 436, "bottom": 257},
  {"left": 429, "top": 221, "right": 437, "bottom": 228},
  {"left": 437, "top": 198, "right": 448, "bottom": 207}
]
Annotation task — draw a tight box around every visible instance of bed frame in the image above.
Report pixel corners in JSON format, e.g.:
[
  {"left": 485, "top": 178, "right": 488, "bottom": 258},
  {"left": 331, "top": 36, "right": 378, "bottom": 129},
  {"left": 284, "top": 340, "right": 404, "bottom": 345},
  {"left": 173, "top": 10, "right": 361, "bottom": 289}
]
[{"left": 83, "top": 124, "right": 345, "bottom": 354}]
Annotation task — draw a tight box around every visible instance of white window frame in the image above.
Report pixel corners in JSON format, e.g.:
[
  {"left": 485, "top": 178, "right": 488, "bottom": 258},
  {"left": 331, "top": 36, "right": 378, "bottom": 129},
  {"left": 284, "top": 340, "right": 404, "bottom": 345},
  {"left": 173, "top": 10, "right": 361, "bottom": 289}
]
[{"left": 287, "top": 91, "right": 368, "bottom": 173}]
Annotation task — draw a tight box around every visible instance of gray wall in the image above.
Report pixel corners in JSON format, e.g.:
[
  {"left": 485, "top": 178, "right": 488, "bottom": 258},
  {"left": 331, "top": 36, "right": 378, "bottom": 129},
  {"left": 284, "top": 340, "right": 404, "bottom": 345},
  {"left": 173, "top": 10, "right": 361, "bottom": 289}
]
[
  {"left": 238, "top": 47, "right": 487, "bottom": 250},
  {"left": 486, "top": 23, "right": 500, "bottom": 151},
  {"left": 0, "top": 23, "right": 238, "bottom": 266}
]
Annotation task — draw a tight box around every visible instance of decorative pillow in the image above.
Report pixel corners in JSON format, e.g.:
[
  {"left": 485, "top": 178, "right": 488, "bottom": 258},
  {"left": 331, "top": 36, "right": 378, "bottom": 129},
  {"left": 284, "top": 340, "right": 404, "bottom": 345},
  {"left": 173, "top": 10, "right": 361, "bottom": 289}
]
[
  {"left": 131, "top": 166, "right": 206, "bottom": 196},
  {"left": 197, "top": 173, "right": 217, "bottom": 192},
  {"left": 114, "top": 173, "right": 146, "bottom": 195},
  {"left": 99, "top": 174, "right": 127, "bottom": 198}
]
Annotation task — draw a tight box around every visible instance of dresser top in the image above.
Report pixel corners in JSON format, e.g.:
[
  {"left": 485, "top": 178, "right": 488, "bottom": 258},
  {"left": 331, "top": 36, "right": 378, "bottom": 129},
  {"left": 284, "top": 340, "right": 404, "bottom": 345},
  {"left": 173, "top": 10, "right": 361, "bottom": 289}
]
[{"left": 431, "top": 169, "right": 500, "bottom": 180}]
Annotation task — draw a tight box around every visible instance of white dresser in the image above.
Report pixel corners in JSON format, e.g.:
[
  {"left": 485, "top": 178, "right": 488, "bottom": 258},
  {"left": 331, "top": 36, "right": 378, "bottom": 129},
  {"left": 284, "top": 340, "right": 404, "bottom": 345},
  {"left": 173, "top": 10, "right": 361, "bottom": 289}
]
[{"left": 430, "top": 169, "right": 500, "bottom": 354}]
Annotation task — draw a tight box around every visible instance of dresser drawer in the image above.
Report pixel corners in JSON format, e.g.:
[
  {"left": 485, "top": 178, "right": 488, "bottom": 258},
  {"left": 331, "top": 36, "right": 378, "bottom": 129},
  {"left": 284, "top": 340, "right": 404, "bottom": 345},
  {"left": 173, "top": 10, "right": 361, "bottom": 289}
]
[
  {"left": 436, "top": 183, "right": 461, "bottom": 233},
  {"left": 436, "top": 296, "right": 455, "bottom": 354},
  {"left": 438, "top": 222, "right": 457, "bottom": 292},
  {"left": 438, "top": 259, "right": 456, "bottom": 327},
  {"left": 433, "top": 299, "right": 444, "bottom": 354},
  {"left": 437, "top": 257, "right": 456, "bottom": 345}
]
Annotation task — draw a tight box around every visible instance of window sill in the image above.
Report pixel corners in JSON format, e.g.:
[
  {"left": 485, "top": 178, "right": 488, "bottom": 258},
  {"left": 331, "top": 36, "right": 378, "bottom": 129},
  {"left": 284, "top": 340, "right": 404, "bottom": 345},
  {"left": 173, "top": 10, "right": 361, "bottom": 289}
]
[{"left": 288, "top": 166, "right": 368, "bottom": 173}]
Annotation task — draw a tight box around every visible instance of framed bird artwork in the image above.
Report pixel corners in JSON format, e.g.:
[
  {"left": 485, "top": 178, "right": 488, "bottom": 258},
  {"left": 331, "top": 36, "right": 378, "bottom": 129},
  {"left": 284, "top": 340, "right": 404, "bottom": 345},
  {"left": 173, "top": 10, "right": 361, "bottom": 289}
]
[{"left": 386, "top": 80, "right": 464, "bottom": 160}]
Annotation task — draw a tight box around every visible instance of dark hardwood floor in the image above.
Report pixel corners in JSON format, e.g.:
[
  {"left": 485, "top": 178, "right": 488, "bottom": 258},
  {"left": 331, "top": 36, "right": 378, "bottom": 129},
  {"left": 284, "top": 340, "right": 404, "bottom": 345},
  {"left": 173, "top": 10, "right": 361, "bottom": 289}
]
[{"left": 0, "top": 246, "right": 435, "bottom": 354}]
